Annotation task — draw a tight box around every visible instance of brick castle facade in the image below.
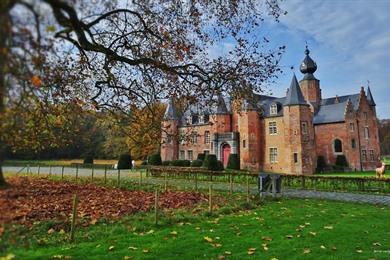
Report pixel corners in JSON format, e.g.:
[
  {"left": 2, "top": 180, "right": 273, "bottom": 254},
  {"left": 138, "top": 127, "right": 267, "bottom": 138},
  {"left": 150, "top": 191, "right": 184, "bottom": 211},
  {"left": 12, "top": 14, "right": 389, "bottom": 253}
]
[{"left": 161, "top": 47, "right": 381, "bottom": 174}]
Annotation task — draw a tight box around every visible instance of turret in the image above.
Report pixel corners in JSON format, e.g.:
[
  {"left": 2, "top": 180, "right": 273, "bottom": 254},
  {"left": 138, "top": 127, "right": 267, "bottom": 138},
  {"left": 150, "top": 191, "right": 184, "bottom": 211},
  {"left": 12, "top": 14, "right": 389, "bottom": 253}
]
[
  {"left": 283, "top": 74, "right": 316, "bottom": 174},
  {"left": 161, "top": 97, "right": 179, "bottom": 161},
  {"left": 299, "top": 46, "right": 321, "bottom": 109}
]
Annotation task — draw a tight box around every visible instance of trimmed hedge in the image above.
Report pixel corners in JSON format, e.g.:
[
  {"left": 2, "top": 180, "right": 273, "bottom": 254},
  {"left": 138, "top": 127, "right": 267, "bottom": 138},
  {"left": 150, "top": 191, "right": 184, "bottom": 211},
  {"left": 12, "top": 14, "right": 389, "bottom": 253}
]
[
  {"left": 197, "top": 153, "right": 205, "bottom": 161},
  {"left": 83, "top": 156, "right": 94, "bottom": 165},
  {"left": 217, "top": 160, "right": 224, "bottom": 171},
  {"left": 162, "top": 161, "right": 171, "bottom": 166},
  {"left": 316, "top": 155, "right": 327, "bottom": 171},
  {"left": 148, "top": 153, "right": 162, "bottom": 166},
  {"left": 335, "top": 155, "right": 348, "bottom": 167},
  {"left": 202, "top": 154, "right": 220, "bottom": 171},
  {"left": 117, "top": 154, "right": 132, "bottom": 169},
  {"left": 226, "top": 154, "right": 240, "bottom": 170},
  {"left": 171, "top": 160, "right": 191, "bottom": 167},
  {"left": 191, "top": 159, "right": 203, "bottom": 167}
]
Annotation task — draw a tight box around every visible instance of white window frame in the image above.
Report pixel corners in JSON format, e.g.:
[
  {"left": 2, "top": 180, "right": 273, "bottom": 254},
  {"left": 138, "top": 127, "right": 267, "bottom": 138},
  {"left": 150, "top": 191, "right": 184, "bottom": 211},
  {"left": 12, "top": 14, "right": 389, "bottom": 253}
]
[
  {"left": 270, "top": 104, "right": 277, "bottom": 115},
  {"left": 191, "top": 131, "right": 197, "bottom": 143},
  {"left": 204, "top": 131, "right": 210, "bottom": 144},
  {"left": 187, "top": 150, "right": 193, "bottom": 160},
  {"left": 180, "top": 150, "right": 185, "bottom": 160},
  {"left": 269, "top": 121, "right": 277, "bottom": 135},
  {"left": 270, "top": 147, "right": 278, "bottom": 163},
  {"left": 369, "top": 150, "right": 374, "bottom": 161},
  {"left": 364, "top": 127, "right": 369, "bottom": 139}
]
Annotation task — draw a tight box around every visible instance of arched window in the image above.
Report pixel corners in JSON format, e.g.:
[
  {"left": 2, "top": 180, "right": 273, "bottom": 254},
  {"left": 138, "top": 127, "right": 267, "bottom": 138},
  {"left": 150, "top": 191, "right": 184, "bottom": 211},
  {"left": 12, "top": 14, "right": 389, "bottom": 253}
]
[{"left": 334, "top": 139, "right": 342, "bottom": 153}]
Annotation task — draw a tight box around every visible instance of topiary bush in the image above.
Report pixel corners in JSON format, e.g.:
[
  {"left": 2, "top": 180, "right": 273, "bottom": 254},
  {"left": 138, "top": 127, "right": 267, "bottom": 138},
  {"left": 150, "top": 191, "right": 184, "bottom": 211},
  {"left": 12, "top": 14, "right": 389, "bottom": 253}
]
[
  {"left": 197, "top": 153, "right": 205, "bottom": 161},
  {"left": 216, "top": 160, "right": 224, "bottom": 171},
  {"left": 171, "top": 160, "right": 191, "bottom": 167},
  {"left": 162, "top": 161, "right": 171, "bottom": 166},
  {"left": 148, "top": 153, "right": 162, "bottom": 166},
  {"left": 335, "top": 155, "right": 348, "bottom": 167},
  {"left": 191, "top": 159, "right": 203, "bottom": 167},
  {"left": 202, "top": 154, "right": 219, "bottom": 171},
  {"left": 226, "top": 154, "right": 240, "bottom": 170},
  {"left": 316, "top": 155, "right": 327, "bottom": 172},
  {"left": 83, "top": 156, "right": 94, "bottom": 165},
  {"left": 117, "top": 154, "right": 132, "bottom": 169}
]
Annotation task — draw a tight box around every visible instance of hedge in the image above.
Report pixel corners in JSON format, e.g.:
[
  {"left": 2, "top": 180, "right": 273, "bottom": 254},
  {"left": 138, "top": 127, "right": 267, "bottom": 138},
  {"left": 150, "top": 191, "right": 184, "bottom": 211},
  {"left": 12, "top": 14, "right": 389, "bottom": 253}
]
[
  {"left": 226, "top": 154, "right": 240, "bottom": 170},
  {"left": 191, "top": 159, "right": 203, "bottom": 167},
  {"left": 83, "top": 156, "right": 94, "bottom": 165},
  {"left": 117, "top": 154, "right": 132, "bottom": 169},
  {"left": 202, "top": 154, "right": 220, "bottom": 171},
  {"left": 197, "top": 153, "right": 205, "bottom": 161},
  {"left": 148, "top": 153, "right": 162, "bottom": 166},
  {"left": 171, "top": 160, "right": 191, "bottom": 167}
]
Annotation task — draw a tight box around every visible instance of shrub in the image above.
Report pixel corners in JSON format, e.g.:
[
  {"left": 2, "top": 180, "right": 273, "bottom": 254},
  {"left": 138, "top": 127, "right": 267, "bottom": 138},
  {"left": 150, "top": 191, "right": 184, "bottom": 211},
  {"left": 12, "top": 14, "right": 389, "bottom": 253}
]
[
  {"left": 148, "top": 153, "right": 162, "bottom": 166},
  {"left": 162, "top": 161, "right": 171, "bottom": 166},
  {"left": 216, "top": 160, "right": 224, "bottom": 171},
  {"left": 316, "top": 155, "right": 327, "bottom": 171},
  {"left": 117, "top": 154, "right": 132, "bottom": 169},
  {"left": 141, "top": 160, "right": 148, "bottom": 165},
  {"left": 335, "top": 155, "right": 348, "bottom": 167},
  {"left": 202, "top": 154, "right": 219, "bottom": 171},
  {"left": 197, "top": 153, "right": 205, "bottom": 161},
  {"left": 226, "top": 154, "right": 240, "bottom": 170},
  {"left": 83, "top": 156, "right": 94, "bottom": 165},
  {"left": 171, "top": 160, "right": 191, "bottom": 167},
  {"left": 191, "top": 159, "right": 203, "bottom": 167}
]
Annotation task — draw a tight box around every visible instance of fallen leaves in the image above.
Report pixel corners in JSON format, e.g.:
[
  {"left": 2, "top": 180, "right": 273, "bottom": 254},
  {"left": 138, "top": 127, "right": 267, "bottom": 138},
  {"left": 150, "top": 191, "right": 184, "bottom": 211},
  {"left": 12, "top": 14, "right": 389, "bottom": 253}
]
[
  {"left": 108, "top": 246, "right": 115, "bottom": 251},
  {"left": 247, "top": 248, "right": 256, "bottom": 255},
  {"left": 204, "top": 236, "right": 213, "bottom": 243},
  {"left": 0, "top": 177, "right": 206, "bottom": 225},
  {"left": 303, "top": 248, "right": 311, "bottom": 254},
  {"left": 324, "top": 225, "right": 334, "bottom": 230}
]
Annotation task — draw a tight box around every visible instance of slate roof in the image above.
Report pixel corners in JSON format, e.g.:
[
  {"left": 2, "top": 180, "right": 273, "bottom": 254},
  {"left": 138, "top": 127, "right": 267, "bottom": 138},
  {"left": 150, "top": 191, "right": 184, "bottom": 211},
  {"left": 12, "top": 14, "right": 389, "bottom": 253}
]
[
  {"left": 367, "top": 87, "right": 376, "bottom": 106},
  {"left": 284, "top": 74, "right": 308, "bottom": 106},
  {"left": 164, "top": 97, "right": 178, "bottom": 120}
]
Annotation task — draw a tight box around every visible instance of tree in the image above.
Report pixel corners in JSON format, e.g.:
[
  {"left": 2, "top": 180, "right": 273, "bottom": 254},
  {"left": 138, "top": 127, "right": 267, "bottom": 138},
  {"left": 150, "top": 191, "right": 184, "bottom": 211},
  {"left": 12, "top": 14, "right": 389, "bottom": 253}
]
[{"left": 0, "top": 0, "right": 285, "bottom": 186}]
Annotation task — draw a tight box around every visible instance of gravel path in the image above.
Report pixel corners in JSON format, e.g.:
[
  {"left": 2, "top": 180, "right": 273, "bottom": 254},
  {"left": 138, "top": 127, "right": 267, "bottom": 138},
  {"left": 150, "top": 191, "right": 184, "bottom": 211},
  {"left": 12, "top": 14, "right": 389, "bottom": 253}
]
[{"left": 4, "top": 166, "right": 390, "bottom": 206}]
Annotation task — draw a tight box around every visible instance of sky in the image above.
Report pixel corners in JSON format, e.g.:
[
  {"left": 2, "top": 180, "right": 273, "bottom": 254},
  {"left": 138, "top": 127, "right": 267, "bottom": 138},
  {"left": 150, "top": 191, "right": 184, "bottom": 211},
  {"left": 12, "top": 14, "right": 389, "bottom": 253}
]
[{"left": 259, "top": 0, "right": 390, "bottom": 119}]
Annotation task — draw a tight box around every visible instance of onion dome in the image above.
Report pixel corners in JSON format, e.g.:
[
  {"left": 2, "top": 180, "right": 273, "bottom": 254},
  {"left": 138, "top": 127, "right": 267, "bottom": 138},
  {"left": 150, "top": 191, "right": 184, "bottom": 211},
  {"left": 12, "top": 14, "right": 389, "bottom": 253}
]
[{"left": 300, "top": 45, "right": 317, "bottom": 80}]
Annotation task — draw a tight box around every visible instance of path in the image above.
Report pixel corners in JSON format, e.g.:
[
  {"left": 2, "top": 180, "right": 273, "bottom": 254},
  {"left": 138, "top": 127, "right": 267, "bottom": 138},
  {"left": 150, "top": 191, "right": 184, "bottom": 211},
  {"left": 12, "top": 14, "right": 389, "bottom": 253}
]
[{"left": 4, "top": 166, "right": 390, "bottom": 206}]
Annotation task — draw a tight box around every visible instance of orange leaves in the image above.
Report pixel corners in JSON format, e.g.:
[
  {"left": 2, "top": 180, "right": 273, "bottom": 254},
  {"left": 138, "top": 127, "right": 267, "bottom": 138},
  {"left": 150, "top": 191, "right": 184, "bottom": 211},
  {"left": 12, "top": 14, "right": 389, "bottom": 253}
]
[{"left": 31, "top": 75, "right": 42, "bottom": 88}]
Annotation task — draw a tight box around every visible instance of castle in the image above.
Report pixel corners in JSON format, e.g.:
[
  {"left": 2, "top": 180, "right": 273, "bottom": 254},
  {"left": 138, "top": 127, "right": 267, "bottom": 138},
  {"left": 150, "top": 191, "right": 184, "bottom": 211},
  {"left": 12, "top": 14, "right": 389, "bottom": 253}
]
[{"left": 161, "top": 47, "right": 381, "bottom": 174}]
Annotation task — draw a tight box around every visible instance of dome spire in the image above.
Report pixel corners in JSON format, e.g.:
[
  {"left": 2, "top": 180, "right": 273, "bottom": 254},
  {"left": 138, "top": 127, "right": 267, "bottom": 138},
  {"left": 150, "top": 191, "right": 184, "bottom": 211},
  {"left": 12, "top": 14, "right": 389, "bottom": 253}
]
[{"left": 300, "top": 45, "right": 317, "bottom": 80}]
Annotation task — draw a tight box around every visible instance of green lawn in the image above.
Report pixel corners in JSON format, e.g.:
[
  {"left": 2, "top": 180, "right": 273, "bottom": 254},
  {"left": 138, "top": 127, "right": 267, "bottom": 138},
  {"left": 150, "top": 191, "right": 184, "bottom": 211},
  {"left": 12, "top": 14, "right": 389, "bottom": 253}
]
[
  {"left": 1, "top": 198, "right": 388, "bottom": 259},
  {"left": 315, "top": 171, "right": 379, "bottom": 178}
]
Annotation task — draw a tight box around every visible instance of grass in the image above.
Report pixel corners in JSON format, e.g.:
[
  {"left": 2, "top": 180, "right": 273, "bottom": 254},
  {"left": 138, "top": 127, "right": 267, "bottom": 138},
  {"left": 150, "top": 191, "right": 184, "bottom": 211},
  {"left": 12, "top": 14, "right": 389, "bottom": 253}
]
[
  {"left": 1, "top": 197, "right": 389, "bottom": 259},
  {"left": 315, "top": 171, "right": 379, "bottom": 178},
  {"left": 4, "top": 159, "right": 118, "bottom": 167}
]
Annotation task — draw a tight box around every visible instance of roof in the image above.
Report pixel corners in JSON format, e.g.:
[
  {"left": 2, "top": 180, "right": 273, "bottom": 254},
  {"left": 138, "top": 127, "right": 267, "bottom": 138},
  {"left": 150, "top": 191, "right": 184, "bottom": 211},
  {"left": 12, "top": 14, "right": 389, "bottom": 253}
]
[
  {"left": 284, "top": 74, "right": 308, "bottom": 106},
  {"left": 313, "top": 102, "right": 347, "bottom": 124},
  {"left": 367, "top": 87, "right": 376, "bottom": 106},
  {"left": 320, "top": 93, "right": 360, "bottom": 110}
]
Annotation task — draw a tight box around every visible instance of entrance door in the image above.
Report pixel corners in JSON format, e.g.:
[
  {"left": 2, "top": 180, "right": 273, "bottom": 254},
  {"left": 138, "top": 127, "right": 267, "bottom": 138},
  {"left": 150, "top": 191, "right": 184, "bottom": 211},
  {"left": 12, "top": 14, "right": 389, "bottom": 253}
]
[{"left": 222, "top": 144, "right": 231, "bottom": 167}]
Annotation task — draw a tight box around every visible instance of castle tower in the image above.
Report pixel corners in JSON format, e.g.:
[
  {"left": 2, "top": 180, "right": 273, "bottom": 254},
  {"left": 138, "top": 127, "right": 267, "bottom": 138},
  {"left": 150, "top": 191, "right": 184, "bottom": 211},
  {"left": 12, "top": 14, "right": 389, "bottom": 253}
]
[
  {"left": 283, "top": 74, "right": 316, "bottom": 174},
  {"left": 299, "top": 46, "right": 321, "bottom": 110},
  {"left": 161, "top": 97, "right": 179, "bottom": 161}
]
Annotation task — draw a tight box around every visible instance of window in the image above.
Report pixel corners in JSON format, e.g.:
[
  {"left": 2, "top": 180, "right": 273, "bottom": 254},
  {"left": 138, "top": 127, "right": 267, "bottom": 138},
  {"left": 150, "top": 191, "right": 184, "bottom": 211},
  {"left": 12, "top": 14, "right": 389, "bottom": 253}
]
[
  {"left": 192, "top": 115, "right": 199, "bottom": 124},
  {"left": 364, "top": 127, "right": 369, "bottom": 139},
  {"left": 363, "top": 112, "right": 368, "bottom": 121},
  {"left": 211, "top": 142, "right": 214, "bottom": 151},
  {"left": 362, "top": 150, "right": 367, "bottom": 161},
  {"left": 186, "top": 116, "right": 191, "bottom": 125},
  {"left": 334, "top": 139, "right": 342, "bottom": 153},
  {"left": 250, "top": 133, "right": 256, "bottom": 141},
  {"left": 270, "top": 148, "right": 278, "bottom": 163},
  {"left": 351, "top": 139, "right": 356, "bottom": 149},
  {"left": 204, "top": 114, "right": 209, "bottom": 123},
  {"left": 270, "top": 103, "right": 277, "bottom": 115},
  {"left": 191, "top": 131, "right": 197, "bottom": 143},
  {"left": 180, "top": 150, "right": 185, "bottom": 160},
  {"left": 369, "top": 150, "right": 374, "bottom": 161},
  {"left": 294, "top": 153, "right": 298, "bottom": 163},
  {"left": 204, "top": 131, "right": 210, "bottom": 144},
  {"left": 349, "top": 123, "right": 355, "bottom": 132},
  {"left": 187, "top": 150, "right": 193, "bottom": 160},
  {"left": 199, "top": 115, "right": 204, "bottom": 124},
  {"left": 301, "top": 121, "right": 308, "bottom": 134},
  {"left": 243, "top": 140, "right": 246, "bottom": 148},
  {"left": 269, "top": 121, "right": 277, "bottom": 135},
  {"left": 166, "top": 135, "right": 172, "bottom": 144}
]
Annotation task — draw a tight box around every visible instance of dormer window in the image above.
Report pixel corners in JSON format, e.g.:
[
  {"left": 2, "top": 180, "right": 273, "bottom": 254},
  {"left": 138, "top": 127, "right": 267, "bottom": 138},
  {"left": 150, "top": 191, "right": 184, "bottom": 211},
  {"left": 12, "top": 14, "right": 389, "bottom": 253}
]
[
  {"left": 199, "top": 115, "right": 204, "bottom": 124},
  {"left": 204, "top": 114, "right": 209, "bottom": 123},
  {"left": 186, "top": 116, "right": 191, "bottom": 125},
  {"left": 270, "top": 103, "right": 277, "bottom": 115},
  {"left": 192, "top": 114, "right": 199, "bottom": 124}
]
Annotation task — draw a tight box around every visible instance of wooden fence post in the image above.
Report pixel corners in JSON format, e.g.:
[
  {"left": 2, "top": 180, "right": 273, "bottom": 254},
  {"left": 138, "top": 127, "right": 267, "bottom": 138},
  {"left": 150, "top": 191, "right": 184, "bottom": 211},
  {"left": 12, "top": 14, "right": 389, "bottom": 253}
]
[
  {"left": 91, "top": 164, "right": 94, "bottom": 182},
  {"left": 164, "top": 172, "right": 168, "bottom": 191},
  {"left": 104, "top": 166, "right": 107, "bottom": 184},
  {"left": 27, "top": 164, "right": 30, "bottom": 176},
  {"left": 209, "top": 184, "right": 213, "bottom": 214},
  {"left": 154, "top": 188, "right": 159, "bottom": 225},
  {"left": 195, "top": 173, "right": 198, "bottom": 191},
  {"left": 49, "top": 165, "right": 52, "bottom": 177},
  {"left": 229, "top": 173, "right": 233, "bottom": 195},
  {"left": 117, "top": 169, "right": 121, "bottom": 187},
  {"left": 37, "top": 165, "right": 40, "bottom": 176},
  {"left": 70, "top": 194, "right": 79, "bottom": 242},
  {"left": 246, "top": 175, "right": 250, "bottom": 202},
  {"left": 61, "top": 166, "right": 64, "bottom": 180},
  {"left": 75, "top": 165, "right": 79, "bottom": 182},
  {"left": 139, "top": 170, "right": 142, "bottom": 188}
]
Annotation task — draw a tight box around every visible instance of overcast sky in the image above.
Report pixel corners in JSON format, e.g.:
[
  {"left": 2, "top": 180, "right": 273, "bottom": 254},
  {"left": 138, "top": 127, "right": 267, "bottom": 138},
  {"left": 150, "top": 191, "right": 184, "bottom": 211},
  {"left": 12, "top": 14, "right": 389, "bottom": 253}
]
[{"left": 261, "top": 0, "right": 390, "bottom": 119}]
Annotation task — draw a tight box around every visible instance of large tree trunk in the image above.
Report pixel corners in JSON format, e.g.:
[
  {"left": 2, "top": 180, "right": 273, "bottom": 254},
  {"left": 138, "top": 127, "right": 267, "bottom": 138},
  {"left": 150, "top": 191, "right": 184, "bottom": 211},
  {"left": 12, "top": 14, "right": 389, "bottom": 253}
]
[{"left": 0, "top": 1, "right": 14, "bottom": 187}]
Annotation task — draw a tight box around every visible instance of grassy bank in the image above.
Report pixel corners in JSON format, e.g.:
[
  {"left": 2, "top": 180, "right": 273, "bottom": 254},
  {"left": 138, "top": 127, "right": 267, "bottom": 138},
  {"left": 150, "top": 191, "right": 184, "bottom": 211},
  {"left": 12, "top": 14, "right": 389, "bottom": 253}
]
[{"left": 1, "top": 198, "right": 388, "bottom": 259}]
